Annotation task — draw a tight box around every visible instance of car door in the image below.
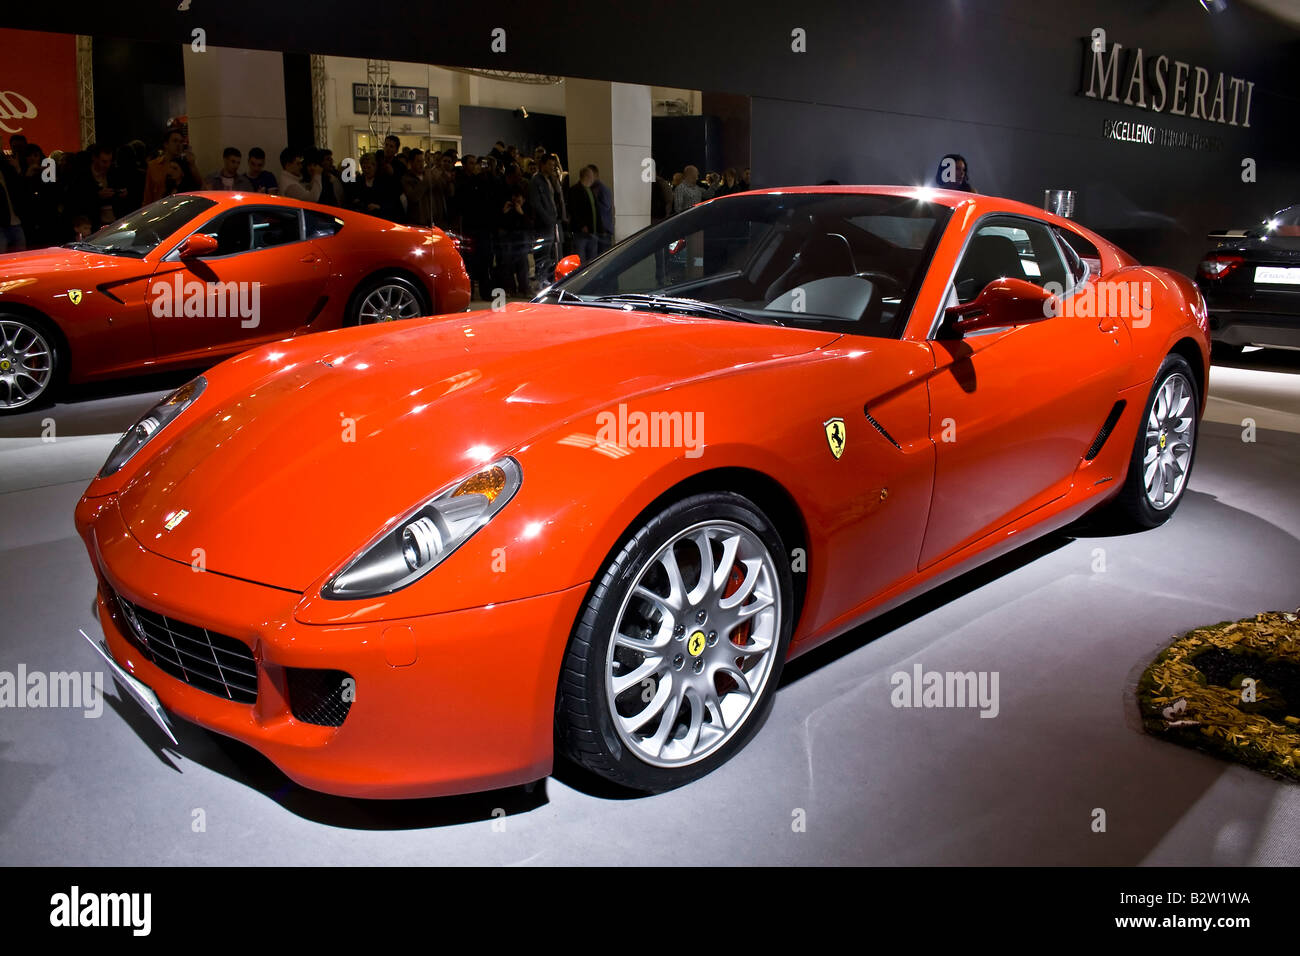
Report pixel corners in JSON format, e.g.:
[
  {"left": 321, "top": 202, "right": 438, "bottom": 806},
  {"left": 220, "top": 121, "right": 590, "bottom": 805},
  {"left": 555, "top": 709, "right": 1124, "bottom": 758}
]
[
  {"left": 919, "top": 214, "right": 1132, "bottom": 568},
  {"left": 147, "top": 205, "right": 328, "bottom": 362}
]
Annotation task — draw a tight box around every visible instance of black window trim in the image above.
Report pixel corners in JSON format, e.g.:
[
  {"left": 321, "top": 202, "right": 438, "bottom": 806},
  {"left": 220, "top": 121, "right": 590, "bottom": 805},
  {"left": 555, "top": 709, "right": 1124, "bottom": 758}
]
[{"left": 1051, "top": 224, "right": 1096, "bottom": 291}]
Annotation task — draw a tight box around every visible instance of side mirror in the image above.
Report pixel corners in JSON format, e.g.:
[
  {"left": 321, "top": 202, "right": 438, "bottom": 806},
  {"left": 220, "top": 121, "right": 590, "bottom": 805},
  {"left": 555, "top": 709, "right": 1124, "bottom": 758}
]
[
  {"left": 945, "top": 277, "right": 1056, "bottom": 333},
  {"left": 554, "top": 254, "right": 581, "bottom": 282},
  {"left": 177, "top": 233, "right": 219, "bottom": 258}
]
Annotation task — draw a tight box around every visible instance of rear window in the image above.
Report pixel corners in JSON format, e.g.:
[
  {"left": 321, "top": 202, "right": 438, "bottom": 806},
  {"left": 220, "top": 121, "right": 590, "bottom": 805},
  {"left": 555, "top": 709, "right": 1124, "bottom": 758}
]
[
  {"left": 306, "top": 210, "right": 344, "bottom": 239},
  {"left": 1056, "top": 228, "right": 1102, "bottom": 276}
]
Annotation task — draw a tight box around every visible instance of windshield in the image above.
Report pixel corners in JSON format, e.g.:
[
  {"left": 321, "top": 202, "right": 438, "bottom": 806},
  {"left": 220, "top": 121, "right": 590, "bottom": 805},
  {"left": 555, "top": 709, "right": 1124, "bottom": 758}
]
[
  {"left": 70, "top": 195, "right": 218, "bottom": 258},
  {"left": 539, "top": 191, "right": 951, "bottom": 336}
]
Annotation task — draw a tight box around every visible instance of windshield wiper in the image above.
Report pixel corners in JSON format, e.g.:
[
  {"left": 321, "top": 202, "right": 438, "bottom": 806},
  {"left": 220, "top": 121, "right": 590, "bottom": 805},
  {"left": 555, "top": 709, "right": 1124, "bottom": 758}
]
[
  {"left": 591, "top": 293, "right": 770, "bottom": 324},
  {"left": 532, "top": 287, "right": 624, "bottom": 309},
  {"left": 63, "top": 241, "right": 144, "bottom": 258}
]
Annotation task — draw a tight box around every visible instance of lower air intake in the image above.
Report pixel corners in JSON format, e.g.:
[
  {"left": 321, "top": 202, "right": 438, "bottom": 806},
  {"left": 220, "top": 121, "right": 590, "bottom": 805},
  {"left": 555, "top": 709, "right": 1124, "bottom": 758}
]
[{"left": 286, "top": 668, "right": 355, "bottom": 727}]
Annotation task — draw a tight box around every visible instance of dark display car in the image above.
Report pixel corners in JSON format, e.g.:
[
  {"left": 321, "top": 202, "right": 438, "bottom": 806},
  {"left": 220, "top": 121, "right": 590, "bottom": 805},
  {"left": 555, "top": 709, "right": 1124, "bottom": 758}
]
[{"left": 1196, "top": 203, "right": 1300, "bottom": 354}]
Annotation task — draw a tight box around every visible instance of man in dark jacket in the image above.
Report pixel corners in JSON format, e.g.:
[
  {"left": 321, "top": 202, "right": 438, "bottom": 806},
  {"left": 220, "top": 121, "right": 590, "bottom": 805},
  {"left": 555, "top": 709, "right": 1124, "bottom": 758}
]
[
  {"left": 589, "top": 163, "right": 614, "bottom": 253},
  {"left": 528, "top": 154, "right": 560, "bottom": 286},
  {"left": 456, "top": 155, "right": 495, "bottom": 298},
  {"left": 568, "top": 165, "right": 599, "bottom": 263},
  {"left": 348, "top": 153, "right": 402, "bottom": 221},
  {"left": 497, "top": 184, "right": 533, "bottom": 296}
]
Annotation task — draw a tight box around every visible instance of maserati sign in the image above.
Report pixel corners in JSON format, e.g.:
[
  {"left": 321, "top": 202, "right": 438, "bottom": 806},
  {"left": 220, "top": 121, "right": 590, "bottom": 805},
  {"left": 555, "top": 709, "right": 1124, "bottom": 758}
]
[
  {"left": 0, "top": 90, "right": 38, "bottom": 135},
  {"left": 1080, "top": 33, "right": 1254, "bottom": 128}
]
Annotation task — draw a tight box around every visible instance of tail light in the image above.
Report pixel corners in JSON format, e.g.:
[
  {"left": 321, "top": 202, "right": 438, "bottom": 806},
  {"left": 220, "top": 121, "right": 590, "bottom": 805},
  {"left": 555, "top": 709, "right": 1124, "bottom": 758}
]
[{"left": 1197, "top": 253, "right": 1244, "bottom": 279}]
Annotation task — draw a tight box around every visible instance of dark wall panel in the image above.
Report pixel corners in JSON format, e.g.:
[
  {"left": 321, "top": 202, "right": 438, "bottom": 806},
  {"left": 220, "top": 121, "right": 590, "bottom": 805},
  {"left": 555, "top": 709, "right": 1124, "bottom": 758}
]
[
  {"left": 91, "top": 38, "right": 186, "bottom": 148},
  {"left": 700, "top": 92, "right": 750, "bottom": 174},
  {"left": 459, "top": 105, "right": 567, "bottom": 168},
  {"left": 652, "top": 116, "right": 723, "bottom": 183},
  {"left": 282, "top": 52, "right": 314, "bottom": 151}
]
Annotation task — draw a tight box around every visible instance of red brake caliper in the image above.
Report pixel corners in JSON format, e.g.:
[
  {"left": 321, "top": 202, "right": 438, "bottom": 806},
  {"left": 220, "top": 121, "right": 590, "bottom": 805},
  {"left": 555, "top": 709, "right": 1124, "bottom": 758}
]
[{"left": 716, "top": 563, "right": 752, "bottom": 695}]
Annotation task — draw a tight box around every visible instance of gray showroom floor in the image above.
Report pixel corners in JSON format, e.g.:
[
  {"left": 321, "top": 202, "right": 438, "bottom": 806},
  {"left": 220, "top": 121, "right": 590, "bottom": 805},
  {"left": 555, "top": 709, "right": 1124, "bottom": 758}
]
[{"left": 1, "top": 350, "right": 1297, "bottom": 866}]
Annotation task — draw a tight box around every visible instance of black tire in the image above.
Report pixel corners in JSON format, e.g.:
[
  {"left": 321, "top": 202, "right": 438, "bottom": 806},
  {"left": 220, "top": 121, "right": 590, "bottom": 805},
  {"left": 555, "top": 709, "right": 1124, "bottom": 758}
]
[
  {"left": 0, "top": 311, "right": 63, "bottom": 414},
  {"left": 555, "top": 492, "right": 795, "bottom": 793},
  {"left": 345, "top": 273, "right": 429, "bottom": 327},
  {"left": 1107, "top": 353, "right": 1200, "bottom": 529}
]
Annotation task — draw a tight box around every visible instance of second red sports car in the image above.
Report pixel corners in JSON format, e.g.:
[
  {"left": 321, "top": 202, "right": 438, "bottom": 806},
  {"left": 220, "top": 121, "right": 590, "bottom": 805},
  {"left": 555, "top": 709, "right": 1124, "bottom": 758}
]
[{"left": 0, "top": 192, "right": 470, "bottom": 412}]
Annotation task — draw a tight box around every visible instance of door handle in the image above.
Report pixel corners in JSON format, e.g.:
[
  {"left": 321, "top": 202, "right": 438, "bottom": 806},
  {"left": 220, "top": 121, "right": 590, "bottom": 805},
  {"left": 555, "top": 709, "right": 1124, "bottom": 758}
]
[
  {"left": 1098, "top": 316, "right": 1120, "bottom": 333},
  {"left": 300, "top": 253, "right": 320, "bottom": 263}
]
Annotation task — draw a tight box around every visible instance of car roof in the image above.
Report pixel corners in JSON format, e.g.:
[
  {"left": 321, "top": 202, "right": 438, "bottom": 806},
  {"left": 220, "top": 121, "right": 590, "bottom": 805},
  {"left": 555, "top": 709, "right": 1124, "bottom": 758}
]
[
  {"left": 174, "top": 190, "right": 343, "bottom": 216},
  {"left": 721, "top": 184, "right": 1084, "bottom": 228}
]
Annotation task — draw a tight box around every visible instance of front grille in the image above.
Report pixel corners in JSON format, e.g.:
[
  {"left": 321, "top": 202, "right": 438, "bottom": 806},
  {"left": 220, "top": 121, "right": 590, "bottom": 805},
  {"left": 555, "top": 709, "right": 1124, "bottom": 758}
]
[
  {"left": 113, "top": 593, "right": 258, "bottom": 704},
  {"left": 286, "top": 668, "right": 354, "bottom": 727}
]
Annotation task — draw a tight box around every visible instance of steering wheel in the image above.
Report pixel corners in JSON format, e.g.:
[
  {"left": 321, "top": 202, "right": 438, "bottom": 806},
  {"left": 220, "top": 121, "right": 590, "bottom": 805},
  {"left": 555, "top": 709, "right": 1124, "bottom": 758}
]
[{"left": 851, "top": 271, "right": 904, "bottom": 298}]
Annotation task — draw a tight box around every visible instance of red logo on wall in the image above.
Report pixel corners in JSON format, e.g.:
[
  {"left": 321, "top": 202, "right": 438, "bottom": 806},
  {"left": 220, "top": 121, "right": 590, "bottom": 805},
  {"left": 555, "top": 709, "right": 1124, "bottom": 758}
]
[{"left": 0, "top": 29, "right": 80, "bottom": 151}]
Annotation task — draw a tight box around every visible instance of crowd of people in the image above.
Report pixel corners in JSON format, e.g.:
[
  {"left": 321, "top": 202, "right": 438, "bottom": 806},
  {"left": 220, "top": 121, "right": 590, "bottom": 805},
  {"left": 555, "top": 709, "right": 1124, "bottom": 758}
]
[{"left": 0, "top": 125, "right": 755, "bottom": 298}]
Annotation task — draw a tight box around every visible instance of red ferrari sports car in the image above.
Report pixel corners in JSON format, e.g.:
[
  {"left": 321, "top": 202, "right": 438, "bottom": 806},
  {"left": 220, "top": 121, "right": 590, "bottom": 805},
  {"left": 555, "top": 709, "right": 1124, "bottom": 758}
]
[
  {"left": 0, "top": 192, "right": 470, "bottom": 412},
  {"left": 75, "top": 186, "right": 1209, "bottom": 798}
]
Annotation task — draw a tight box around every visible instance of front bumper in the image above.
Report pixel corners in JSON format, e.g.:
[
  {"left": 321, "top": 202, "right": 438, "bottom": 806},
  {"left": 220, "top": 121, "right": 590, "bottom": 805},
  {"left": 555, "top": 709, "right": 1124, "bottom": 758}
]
[{"left": 75, "top": 493, "right": 587, "bottom": 799}]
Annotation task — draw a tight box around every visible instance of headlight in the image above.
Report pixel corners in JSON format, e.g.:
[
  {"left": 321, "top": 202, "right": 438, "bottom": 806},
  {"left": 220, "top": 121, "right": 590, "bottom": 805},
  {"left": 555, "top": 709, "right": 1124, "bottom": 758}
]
[
  {"left": 99, "top": 376, "right": 206, "bottom": 478},
  {"left": 323, "top": 457, "right": 521, "bottom": 600}
]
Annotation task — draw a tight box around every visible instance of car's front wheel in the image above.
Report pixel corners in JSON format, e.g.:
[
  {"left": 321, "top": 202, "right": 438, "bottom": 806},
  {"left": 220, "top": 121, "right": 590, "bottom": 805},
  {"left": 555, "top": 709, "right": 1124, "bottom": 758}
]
[
  {"left": 0, "top": 313, "right": 60, "bottom": 414},
  {"left": 556, "top": 492, "right": 794, "bottom": 793}
]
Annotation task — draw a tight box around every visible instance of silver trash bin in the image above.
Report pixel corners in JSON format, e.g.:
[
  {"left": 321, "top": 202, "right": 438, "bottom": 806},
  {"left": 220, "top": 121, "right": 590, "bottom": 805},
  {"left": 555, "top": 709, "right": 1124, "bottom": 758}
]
[{"left": 1044, "top": 189, "right": 1076, "bottom": 219}]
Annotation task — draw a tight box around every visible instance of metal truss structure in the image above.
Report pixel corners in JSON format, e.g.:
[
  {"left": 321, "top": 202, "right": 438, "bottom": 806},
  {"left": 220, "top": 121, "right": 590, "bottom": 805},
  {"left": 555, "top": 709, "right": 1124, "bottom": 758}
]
[
  {"left": 366, "top": 59, "right": 393, "bottom": 143},
  {"left": 311, "top": 54, "right": 328, "bottom": 150},
  {"left": 444, "top": 67, "right": 563, "bottom": 85},
  {"left": 76, "top": 36, "right": 95, "bottom": 149}
]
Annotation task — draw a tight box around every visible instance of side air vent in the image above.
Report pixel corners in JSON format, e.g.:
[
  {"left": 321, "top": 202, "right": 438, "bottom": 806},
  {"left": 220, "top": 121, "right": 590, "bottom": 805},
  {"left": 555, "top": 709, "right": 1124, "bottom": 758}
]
[
  {"left": 1085, "top": 400, "right": 1127, "bottom": 461},
  {"left": 863, "top": 407, "right": 902, "bottom": 450}
]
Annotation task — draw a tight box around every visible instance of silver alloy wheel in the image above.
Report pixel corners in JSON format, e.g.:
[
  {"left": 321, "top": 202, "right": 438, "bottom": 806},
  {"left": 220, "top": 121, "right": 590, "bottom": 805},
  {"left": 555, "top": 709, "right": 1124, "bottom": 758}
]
[
  {"left": 0, "top": 318, "right": 54, "bottom": 410},
  {"left": 356, "top": 283, "right": 422, "bottom": 324},
  {"left": 1143, "top": 370, "right": 1196, "bottom": 510},
  {"left": 605, "top": 519, "right": 781, "bottom": 768}
]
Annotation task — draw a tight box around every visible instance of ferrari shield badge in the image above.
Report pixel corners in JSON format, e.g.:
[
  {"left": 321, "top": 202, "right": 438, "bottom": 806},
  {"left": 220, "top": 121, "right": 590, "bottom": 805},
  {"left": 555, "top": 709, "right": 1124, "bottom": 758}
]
[
  {"left": 67, "top": 289, "right": 83, "bottom": 305},
  {"left": 824, "top": 417, "right": 846, "bottom": 459}
]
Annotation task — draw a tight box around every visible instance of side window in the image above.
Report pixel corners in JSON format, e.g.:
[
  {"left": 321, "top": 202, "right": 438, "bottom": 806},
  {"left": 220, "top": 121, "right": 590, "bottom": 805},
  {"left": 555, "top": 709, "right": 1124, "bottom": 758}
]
[
  {"left": 194, "top": 210, "right": 252, "bottom": 256},
  {"left": 250, "top": 208, "right": 302, "bottom": 249},
  {"left": 305, "top": 210, "right": 343, "bottom": 239},
  {"left": 953, "top": 218, "right": 1069, "bottom": 303}
]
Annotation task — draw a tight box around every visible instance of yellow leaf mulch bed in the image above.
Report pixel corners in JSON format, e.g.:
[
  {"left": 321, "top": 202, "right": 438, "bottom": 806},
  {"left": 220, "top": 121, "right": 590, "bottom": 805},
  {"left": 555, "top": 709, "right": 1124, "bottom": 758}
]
[{"left": 1137, "top": 609, "right": 1300, "bottom": 782}]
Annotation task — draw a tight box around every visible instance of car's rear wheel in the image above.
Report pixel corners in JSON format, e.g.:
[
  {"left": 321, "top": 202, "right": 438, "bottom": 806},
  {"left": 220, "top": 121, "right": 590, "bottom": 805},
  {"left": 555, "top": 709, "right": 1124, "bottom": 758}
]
[
  {"left": 0, "top": 314, "right": 60, "bottom": 414},
  {"left": 347, "top": 274, "right": 427, "bottom": 326},
  {"left": 556, "top": 492, "right": 794, "bottom": 793},
  {"left": 1108, "top": 353, "right": 1199, "bottom": 529}
]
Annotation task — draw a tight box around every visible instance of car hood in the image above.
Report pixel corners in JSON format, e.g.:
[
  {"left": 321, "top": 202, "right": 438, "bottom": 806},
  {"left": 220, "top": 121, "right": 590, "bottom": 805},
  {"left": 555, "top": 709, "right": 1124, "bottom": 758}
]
[
  {"left": 116, "top": 302, "right": 839, "bottom": 591},
  {"left": 0, "top": 246, "right": 128, "bottom": 277}
]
